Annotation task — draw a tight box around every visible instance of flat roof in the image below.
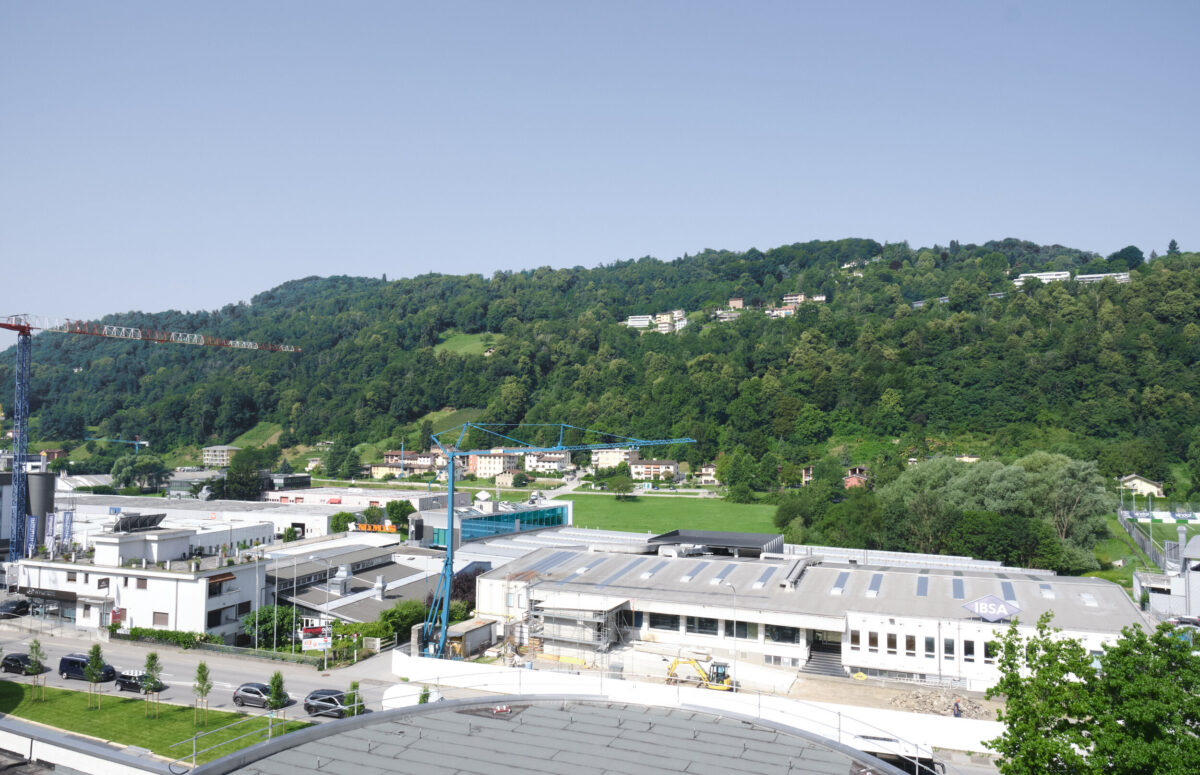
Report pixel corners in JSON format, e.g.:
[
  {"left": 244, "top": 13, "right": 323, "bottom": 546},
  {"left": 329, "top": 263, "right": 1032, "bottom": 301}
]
[
  {"left": 72, "top": 493, "right": 346, "bottom": 517},
  {"left": 484, "top": 547, "right": 1144, "bottom": 635},
  {"left": 192, "top": 697, "right": 905, "bottom": 775},
  {"left": 648, "top": 529, "right": 781, "bottom": 551}
]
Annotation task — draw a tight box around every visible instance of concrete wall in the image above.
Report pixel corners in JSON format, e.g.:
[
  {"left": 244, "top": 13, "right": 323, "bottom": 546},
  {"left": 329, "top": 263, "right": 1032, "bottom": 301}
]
[{"left": 0, "top": 716, "right": 168, "bottom": 774}]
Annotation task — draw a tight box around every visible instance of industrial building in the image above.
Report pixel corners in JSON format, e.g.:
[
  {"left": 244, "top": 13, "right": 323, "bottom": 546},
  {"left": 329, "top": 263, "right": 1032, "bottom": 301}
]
[
  {"left": 186, "top": 697, "right": 906, "bottom": 775},
  {"left": 476, "top": 531, "right": 1145, "bottom": 692}
]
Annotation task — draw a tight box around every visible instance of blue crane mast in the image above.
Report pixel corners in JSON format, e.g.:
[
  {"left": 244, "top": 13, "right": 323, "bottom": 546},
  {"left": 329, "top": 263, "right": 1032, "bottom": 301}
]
[{"left": 420, "top": 422, "right": 694, "bottom": 659}]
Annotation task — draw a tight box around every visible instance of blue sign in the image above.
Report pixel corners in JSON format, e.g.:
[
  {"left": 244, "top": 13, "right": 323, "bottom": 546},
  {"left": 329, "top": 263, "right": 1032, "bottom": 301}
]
[
  {"left": 108, "top": 506, "right": 122, "bottom": 515},
  {"left": 62, "top": 511, "right": 74, "bottom": 547},
  {"left": 25, "top": 515, "right": 38, "bottom": 558},
  {"left": 963, "top": 594, "right": 1020, "bottom": 622}
]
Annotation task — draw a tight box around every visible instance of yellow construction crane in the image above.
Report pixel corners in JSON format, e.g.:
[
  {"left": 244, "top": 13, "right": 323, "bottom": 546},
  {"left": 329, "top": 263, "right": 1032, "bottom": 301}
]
[{"left": 665, "top": 657, "right": 738, "bottom": 691}]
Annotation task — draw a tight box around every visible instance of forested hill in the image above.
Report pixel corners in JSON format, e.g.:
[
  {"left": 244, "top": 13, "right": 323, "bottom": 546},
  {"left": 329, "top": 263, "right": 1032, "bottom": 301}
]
[{"left": 6, "top": 237, "right": 1199, "bottom": 490}]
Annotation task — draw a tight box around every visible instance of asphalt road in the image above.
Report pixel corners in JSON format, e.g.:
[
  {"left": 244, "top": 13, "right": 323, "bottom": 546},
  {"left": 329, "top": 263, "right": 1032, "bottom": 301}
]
[{"left": 0, "top": 621, "right": 412, "bottom": 720}]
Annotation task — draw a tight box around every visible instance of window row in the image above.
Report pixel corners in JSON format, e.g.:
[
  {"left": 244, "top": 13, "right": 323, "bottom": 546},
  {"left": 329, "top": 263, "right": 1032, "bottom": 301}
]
[
  {"left": 849, "top": 629, "right": 997, "bottom": 664},
  {"left": 65, "top": 571, "right": 147, "bottom": 590},
  {"left": 646, "top": 614, "right": 797, "bottom": 644}
]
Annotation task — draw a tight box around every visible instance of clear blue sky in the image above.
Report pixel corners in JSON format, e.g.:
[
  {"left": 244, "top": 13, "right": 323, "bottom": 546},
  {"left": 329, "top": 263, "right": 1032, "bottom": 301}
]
[{"left": 2, "top": 1, "right": 1196, "bottom": 334}]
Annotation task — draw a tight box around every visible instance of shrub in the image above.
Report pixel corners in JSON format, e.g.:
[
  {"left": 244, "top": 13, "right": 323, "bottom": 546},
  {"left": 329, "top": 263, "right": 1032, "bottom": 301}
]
[{"left": 123, "top": 627, "right": 219, "bottom": 649}]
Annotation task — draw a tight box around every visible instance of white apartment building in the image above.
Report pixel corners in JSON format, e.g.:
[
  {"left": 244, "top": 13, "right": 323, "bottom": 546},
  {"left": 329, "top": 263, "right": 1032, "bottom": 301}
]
[
  {"left": 16, "top": 527, "right": 266, "bottom": 643},
  {"left": 201, "top": 445, "right": 241, "bottom": 467},
  {"left": 591, "top": 448, "right": 639, "bottom": 470},
  {"left": 783, "top": 293, "right": 805, "bottom": 305},
  {"left": 469, "top": 450, "right": 522, "bottom": 479},
  {"left": 630, "top": 459, "right": 679, "bottom": 481},
  {"left": 624, "top": 315, "right": 653, "bottom": 329},
  {"left": 525, "top": 451, "right": 570, "bottom": 474}
]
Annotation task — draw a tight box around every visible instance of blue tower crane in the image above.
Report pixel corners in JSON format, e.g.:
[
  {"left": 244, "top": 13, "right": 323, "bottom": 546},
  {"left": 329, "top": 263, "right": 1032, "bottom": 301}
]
[{"left": 420, "top": 423, "right": 694, "bottom": 659}]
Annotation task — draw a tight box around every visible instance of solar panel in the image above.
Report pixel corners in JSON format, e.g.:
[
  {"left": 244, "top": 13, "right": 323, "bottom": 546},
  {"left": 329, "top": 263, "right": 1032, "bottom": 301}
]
[
  {"left": 596, "top": 558, "right": 647, "bottom": 589},
  {"left": 866, "top": 573, "right": 883, "bottom": 597},
  {"left": 916, "top": 577, "right": 929, "bottom": 597},
  {"left": 831, "top": 571, "right": 850, "bottom": 595},
  {"left": 1039, "top": 583, "right": 1054, "bottom": 599},
  {"left": 952, "top": 578, "right": 965, "bottom": 600},
  {"left": 1001, "top": 581, "right": 1017, "bottom": 603},
  {"left": 680, "top": 561, "right": 710, "bottom": 582}
]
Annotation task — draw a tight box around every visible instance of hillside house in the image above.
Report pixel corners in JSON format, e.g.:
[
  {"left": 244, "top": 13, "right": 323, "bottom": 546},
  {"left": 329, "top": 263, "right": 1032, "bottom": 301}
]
[{"left": 1119, "top": 473, "right": 1164, "bottom": 498}]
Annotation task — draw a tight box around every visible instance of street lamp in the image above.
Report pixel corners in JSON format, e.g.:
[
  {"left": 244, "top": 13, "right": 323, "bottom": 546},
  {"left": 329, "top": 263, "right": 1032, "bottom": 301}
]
[{"left": 309, "top": 556, "right": 335, "bottom": 671}]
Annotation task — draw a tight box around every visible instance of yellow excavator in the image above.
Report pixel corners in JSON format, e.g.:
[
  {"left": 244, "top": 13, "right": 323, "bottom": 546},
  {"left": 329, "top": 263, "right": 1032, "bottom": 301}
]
[{"left": 665, "top": 658, "right": 738, "bottom": 691}]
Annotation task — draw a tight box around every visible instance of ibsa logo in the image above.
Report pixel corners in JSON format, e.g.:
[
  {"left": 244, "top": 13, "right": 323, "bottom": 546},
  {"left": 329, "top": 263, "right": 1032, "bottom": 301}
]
[{"left": 963, "top": 594, "right": 1020, "bottom": 622}]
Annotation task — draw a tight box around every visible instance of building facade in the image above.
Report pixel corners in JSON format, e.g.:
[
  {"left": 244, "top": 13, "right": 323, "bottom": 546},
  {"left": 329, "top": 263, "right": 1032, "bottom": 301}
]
[
  {"left": 201, "top": 446, "right": 241, "bottom": 467},
  {"left": 630, "top": 460, "right": 679, "bottom": 481}
]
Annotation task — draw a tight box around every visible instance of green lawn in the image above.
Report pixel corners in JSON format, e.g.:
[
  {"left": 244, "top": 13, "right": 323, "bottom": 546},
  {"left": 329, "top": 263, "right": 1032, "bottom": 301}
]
[
  {"left": 561, "top": 494, "right": 777, "bottom": 534},
  {"left": 0, "top": 682, "right": 309, "bottom": 765},
  {"left": 419, "top": 406, "right": 487, "bottom": 433},
  {"left": 1136, "top": 519, "right": 1200, "bottom": 545},
  {"left": 433, "top": 331, "right": 503, "bottom": 356},
  {"left": 231, "top": 421, "right": 283, "bottom": 449},
  {"left": 1085, "top": 513, "right": 1158, "bottom": 590}
]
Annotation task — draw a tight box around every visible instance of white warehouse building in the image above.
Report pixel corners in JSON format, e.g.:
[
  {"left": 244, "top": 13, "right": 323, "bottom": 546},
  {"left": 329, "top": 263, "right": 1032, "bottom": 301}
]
[{"left": 477, "top": 536, "right": 1145, "bottom": 692}]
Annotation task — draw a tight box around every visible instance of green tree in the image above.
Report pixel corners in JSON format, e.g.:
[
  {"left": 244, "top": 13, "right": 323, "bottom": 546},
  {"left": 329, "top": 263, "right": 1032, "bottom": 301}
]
[
  {"left": 27, "top": 638, "right": 46, "bottom": 676},
  {"left": 1091, "top": 624, "right": 1200, "bottom": 775},
  {"left": 362, "top": 505, "right": 385, "bottom": 525},
  {"left": 345, "top": 680, "right": 363, "bottom": 717},
  {"left": 512, "top": 471, "right": 530, "bottom": 487},
  {"left": 278, "top": 456, "right": 293, "bottom": 474},
  {"left": 1167, "top": 239, "right": 1180, "bottom": 256},
  {"left": 84, "top": 644, "right": 106, "bottom": 709},
  {"left": 281, "top": 526, "right": 298, "bottom": 543},
  {"left": 242, "top": 604, "right": 298, "bottom": 648},
  {"left": 385, "top": 499, "right": 415, "bottom": 527},
  {"left": 611, "top": 475, "right": 635, "bottom": 501},
  {"left": 142, "top": 651, "right": 163, "bottom": 716},
  {"left": 986, "top": 613, "right": 1095, "bottom": 775},
  {"left": 418, "top": 420, "right": 434, "bottom": 452},
  {"left": 267, "top": 670, "right": 287, "bottom": 710},
  {"left": 330, "top": 511, "right": 356, "bottom": 533},
  {"left": 110, "top": 453, "right": 169, "bottom": 490},
  {"left": 381, "top": 599, "right": 426, "bottom": 638},
  {"left": 193, "top": 661, "right": 213, "bottom": 725}
]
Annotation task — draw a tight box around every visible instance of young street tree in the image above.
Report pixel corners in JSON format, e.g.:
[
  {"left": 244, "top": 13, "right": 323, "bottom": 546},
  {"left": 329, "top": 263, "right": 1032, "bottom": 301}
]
[
  {"left": 142, "top": 651, "right": 163, "bottom": 716},
  {"left": 194, "top": 661, "right": 213, "bottom": 726},
  {"left": 268, "top": 671, "right": 287, "bottom": 711},
  {"left": 84, "top": 644, "right": 107, "bottom": 709}
]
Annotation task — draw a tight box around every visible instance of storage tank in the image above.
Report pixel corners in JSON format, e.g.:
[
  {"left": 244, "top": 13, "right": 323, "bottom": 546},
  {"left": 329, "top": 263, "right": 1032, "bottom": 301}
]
[{"left": 26, "top": 471, "right": 55, "bottom": 545}]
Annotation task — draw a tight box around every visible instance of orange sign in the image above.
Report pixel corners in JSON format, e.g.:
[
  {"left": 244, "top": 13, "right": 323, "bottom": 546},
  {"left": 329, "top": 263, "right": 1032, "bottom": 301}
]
[{"left": 350, "top": 523, "right": 397, "bottom": 533}]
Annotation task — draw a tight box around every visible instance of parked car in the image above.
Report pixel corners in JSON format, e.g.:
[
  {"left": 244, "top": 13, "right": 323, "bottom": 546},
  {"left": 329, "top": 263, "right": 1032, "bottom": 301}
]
[
  {"left": 0, "top": 599, "right": 29, "bottom": 619},
  {"left": 1, "top": 653, "right": 33, "bottom": 674},
  {"left": 233, "top": 682, "right": 281, "bottom": 708},
  {"left": 115, "top": 669, "right": 165, "bottom": 693},
  {"left": 58, "top": 653, "right": 115, "bottom": 682},
  {"left": 303, "top": 689, "right": 355, "bottom": 718}
]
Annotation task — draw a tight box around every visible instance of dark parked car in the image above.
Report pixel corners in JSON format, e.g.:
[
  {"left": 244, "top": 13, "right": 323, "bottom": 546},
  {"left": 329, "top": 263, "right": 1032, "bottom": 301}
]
[
  {"left": 116, "top": 669, "right": 165, "bottom": 693},
  {"left": 303, "top": 689, "right": 355, "bottom": 718},
  {"left": 58, "top": 653, "right": 115, "bottom": 682},
  {"left": 1, "top": 654, "right": 33, "bottom": 674},
  {"left": 233, "top": 682, "right": 279, "bottom": 708},
  {"left": 0, "top": 599, "right": 29, "bottom": 619}
]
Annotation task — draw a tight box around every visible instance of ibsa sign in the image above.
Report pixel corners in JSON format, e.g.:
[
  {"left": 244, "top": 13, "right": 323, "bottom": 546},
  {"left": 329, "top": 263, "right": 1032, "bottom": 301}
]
[{"left": 963, "top": 594, "right": 1020, "bottom": 622}]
